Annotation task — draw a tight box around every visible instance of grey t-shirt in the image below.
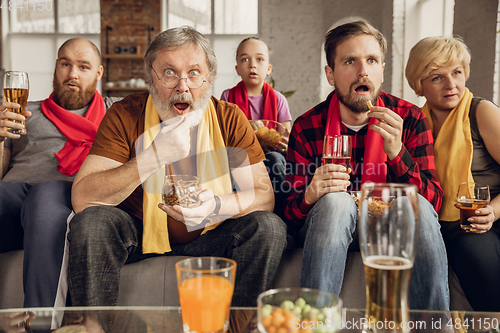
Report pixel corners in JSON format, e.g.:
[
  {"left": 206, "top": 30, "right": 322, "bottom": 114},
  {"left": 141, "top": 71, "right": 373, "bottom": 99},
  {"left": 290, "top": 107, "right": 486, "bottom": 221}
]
[{"left": 3, "top": 96, "right": 120, "bottom": 184}]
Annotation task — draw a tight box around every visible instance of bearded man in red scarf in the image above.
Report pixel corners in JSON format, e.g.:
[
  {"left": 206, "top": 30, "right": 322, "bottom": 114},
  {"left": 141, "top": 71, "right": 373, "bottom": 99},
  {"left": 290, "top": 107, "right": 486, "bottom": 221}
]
[
  {"left": 283, "top": 21, "right": 449, "bottom": 311},
  {"left": 0, "top": 38, "right": 119, "bottom": 307}
]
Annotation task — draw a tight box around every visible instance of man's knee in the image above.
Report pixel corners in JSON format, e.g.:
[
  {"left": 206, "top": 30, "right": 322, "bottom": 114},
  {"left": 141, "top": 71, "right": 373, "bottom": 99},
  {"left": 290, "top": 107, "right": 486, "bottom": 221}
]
[
  {"left": 416, "top": 195, "right": 441, "bottom": 236},
  {"left": 246, "top": 211, "right": 287, "bottom": 247},
  {"left": 69, "top": 206, "right": 130, "bottom": 241},
  {"left": 316, "top": 192, "right": 356, "bottom": 211}
]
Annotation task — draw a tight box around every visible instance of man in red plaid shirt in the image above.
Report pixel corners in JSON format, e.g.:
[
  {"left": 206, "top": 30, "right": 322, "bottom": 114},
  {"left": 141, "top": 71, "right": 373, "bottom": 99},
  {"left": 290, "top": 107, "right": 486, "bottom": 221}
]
[{"left": 284, "top": 21, "right": 449, "bottom": 310}]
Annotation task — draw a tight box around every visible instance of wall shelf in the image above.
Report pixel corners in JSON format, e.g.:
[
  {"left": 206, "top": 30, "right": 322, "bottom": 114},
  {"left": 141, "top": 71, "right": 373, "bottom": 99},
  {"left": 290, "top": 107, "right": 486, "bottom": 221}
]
[
  {"left": 103, "top": 87, "right": 148, "bottom": 91},
  {"left": 103, "top": 54, "right": 144, "bottom": 60}
]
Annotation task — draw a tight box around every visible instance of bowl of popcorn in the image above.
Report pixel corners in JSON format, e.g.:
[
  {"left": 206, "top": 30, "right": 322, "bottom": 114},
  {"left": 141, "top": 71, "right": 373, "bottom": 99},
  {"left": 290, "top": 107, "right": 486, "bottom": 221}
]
[
  {"left": 257, "top": 288, "right": 342, "bottom": 333},
  {"left": 249, "top": 120, "right": 289, "bottom": 152}
]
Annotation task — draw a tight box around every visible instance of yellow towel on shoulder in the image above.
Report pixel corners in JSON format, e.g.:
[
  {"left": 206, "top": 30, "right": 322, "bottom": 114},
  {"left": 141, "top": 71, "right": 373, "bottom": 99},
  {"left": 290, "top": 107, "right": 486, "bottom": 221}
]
[
  {"left": 142, "top": 96, "right": 232, "bottom": 254},
  {"left": 422, "top": 87, "right": 475, "bottom": 221}
]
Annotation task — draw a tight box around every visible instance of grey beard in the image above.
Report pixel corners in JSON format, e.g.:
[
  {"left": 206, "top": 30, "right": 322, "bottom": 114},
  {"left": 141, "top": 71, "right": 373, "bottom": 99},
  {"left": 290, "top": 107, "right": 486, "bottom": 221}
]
[{"left": 149, "top": 84, "right": 213, "bottom": 121}]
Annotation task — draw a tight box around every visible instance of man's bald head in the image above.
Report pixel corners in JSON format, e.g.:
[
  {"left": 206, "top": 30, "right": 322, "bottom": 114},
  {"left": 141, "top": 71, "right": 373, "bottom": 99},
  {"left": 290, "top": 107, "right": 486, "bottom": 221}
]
[{"left": 57, "top": 38, "right": 101, "bottom": 65}]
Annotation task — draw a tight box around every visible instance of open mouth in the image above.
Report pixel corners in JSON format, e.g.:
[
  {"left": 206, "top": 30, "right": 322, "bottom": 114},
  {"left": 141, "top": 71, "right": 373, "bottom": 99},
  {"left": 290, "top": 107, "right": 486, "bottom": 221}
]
[
  {"left": 355, "top": 84, "right": 370, "bottom": 92},
  {"left": 174, "top": 102, "right": 189, "bottom": 111}
]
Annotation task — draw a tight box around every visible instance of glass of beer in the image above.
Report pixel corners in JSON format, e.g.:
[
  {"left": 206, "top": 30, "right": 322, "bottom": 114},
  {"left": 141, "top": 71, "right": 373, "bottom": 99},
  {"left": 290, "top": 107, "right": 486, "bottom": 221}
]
[
  {"left": 358, "top": 183, "right": 419, "bottom": 333},
  {"left": 176, "top": 257, "right": 236, "bottom": 333},
  {"left": 3, "top": 71, "right": 29, "bottom": 135},
  {"left": 457, "top": 182, "right": 490, "bottom": 232},
  {"left": 323, "top": 135, "right": 351, "bottom": 169}
]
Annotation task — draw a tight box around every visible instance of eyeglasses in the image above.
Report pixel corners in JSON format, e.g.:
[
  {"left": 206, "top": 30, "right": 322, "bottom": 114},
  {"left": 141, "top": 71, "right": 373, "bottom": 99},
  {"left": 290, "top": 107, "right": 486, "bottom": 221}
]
[{"left": 151, "top": 67, "right": 206, "bottom": 89}]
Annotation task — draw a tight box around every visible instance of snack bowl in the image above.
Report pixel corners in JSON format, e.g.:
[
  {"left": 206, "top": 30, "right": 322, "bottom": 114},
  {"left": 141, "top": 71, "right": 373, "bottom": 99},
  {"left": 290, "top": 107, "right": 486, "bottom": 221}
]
[
  {"left": 249, "top": 120, "right": 289, "bottom": 152},
  {"left": 257, "top": 287, "right": 342, "bottom": 333},
  {"left": 162, "top": 175, "right": 202, "bottom": 208}
]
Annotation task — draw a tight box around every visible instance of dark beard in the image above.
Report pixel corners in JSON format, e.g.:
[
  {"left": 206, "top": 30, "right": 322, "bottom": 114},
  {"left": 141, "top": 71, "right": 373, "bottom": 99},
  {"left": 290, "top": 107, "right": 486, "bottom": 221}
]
[
  {"left": 336, "top": 78, "right": 380, "bottom": 114},
  {"left": 52, "top": 77, "right": 97, "bottom": 110}
]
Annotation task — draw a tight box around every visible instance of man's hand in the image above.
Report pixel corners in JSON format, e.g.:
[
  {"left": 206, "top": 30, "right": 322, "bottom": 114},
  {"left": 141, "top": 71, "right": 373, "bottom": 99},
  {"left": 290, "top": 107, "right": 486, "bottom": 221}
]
[
  {"left": 368, "top": 106, "right": 403, "bottom": 160},
  {"left": 0, "top": 102, "right": 31, "bottom": 142},
  {"left": 304, "top": 164, "right": 351, "bottom": 205},
  {"left": 137, "top": 112, "right": 203, "bottom": 183},
  {"left": 158, "top": 188, "right": 217, "bottom": 229}
]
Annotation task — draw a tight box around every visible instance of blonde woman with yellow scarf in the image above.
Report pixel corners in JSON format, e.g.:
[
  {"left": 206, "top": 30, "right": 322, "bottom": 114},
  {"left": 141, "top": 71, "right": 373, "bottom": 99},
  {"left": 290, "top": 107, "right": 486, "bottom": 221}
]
[{"left": 406, "top": 36, "right": 500, "bottom": 311}]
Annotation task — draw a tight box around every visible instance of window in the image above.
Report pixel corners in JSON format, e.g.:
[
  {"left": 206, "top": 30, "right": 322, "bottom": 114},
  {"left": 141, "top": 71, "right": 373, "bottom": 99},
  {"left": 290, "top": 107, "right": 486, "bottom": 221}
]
[
  {"left": 9, "top": 0, "right": 99, "bottom": 33},
  {"left": 164, "top": 0, "right": 259, "bottom": 98},
  {"left": 2, "top": 0, "right": 101, "bottom": 101}
]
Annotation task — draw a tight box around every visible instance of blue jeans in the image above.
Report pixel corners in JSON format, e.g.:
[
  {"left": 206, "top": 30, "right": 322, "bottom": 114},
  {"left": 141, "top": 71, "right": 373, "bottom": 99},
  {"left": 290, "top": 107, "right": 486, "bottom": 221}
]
[
  {"left": 0, "top": 180, "right": 73, "bottom": 307},
  {"left": 68, "top": 206, "right": 287, "bottom": 307},
  {"left": 21, "top": 180, "right": 73, "bottom": 307},
  {"left": 298, "top": 192, "right": 450, "bottom": 310}
]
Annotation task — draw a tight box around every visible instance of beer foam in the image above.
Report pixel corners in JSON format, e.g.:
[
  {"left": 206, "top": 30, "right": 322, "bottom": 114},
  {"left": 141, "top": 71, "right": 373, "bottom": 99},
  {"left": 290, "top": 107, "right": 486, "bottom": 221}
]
[{"left": 364, "top": 255, "right": 413, "bottom": 270}]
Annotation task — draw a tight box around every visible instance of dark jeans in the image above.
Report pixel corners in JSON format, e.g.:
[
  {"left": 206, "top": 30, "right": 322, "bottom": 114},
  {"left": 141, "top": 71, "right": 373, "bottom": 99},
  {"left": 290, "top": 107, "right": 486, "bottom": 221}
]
[
  {"left": 264, "top": 151, "right": 287, "bottom": 219},
  {"left": 68, "top": 206, "right": 287, "bottom": 307},
  {"left": 440, "top": 220, "right": 500, "bottom": 312},
  {"left": 0, "top": 180, "right": 31, "bottom": 253},
  {"left": 0, "top": 180, "right": 73, "bottom": 307},
  {"left": 21, "top": 180, "right": 73, "bottom": 307}
]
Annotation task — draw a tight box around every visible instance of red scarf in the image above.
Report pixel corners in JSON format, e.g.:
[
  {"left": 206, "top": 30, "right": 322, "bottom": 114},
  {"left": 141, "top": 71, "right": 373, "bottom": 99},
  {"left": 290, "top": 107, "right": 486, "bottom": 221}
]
[
  {"left": 325, "top": 91, "right": 387, "bottom": 184},
  {"left": 227, "top": 81, "right": 278, "bottom": 122},
  {"left": 41, "top": 91, "right": 105, "bottom": 176}
]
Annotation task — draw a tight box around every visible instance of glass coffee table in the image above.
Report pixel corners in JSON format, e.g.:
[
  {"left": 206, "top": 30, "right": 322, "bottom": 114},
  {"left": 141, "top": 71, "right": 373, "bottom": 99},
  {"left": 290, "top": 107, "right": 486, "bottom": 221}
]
[{"left": 1, "top": 307, "right": 499, "bottom": 333}]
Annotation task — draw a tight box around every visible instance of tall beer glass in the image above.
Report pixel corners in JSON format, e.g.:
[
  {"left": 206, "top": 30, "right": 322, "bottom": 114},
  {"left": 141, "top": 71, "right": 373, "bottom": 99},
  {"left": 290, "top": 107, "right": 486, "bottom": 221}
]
[
  {"left": 358, "top": 183, "right": 419, "bottom": 333},
  {"left": 3, "top": 71, "right": 29, "bottom": 134}
]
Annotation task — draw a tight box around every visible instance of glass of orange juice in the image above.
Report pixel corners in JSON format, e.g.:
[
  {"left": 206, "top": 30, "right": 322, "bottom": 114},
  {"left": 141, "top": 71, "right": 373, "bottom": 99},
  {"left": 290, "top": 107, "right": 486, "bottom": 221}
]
[{"left": 176, "top": 257, "right": 237, "bottom": 333}]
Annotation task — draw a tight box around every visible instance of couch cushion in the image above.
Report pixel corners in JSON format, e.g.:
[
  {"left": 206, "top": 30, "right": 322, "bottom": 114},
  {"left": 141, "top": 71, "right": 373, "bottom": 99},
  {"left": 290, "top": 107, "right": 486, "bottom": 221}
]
[
  {"left": 118, "top": 256, "right": 190, "bottom": 306},
  {"left": 0, "top": 250, "right": 24, "bottom": 309}
]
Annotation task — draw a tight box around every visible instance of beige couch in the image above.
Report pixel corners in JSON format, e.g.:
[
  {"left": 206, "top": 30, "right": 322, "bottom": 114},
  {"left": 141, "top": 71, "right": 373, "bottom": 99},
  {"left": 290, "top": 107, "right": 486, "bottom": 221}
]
[{"left": 0, "top": 247, "right": 472, "bottom": 310}]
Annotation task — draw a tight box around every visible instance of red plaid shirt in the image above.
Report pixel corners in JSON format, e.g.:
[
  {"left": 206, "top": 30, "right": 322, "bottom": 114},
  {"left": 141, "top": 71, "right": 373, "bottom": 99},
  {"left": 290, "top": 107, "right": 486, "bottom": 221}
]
[{"left": 284, "top": 91, "right": 443, "bottom": 227}]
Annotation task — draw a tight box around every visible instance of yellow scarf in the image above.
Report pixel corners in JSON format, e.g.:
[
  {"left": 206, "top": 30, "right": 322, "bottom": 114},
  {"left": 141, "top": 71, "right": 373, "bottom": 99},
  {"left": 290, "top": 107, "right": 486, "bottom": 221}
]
[
  {"left": 422, "top": 88, "right": 475, "bottom": 221},
  {"left": 142, "top": 96, "right": 232, "bottom": 253}
]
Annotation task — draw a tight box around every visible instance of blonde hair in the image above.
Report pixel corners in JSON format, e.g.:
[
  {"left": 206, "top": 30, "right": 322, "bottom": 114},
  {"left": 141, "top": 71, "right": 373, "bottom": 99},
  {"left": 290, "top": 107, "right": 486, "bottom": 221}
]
[{"left": 405, "top": 36, "right": 471, "bottom": 96}]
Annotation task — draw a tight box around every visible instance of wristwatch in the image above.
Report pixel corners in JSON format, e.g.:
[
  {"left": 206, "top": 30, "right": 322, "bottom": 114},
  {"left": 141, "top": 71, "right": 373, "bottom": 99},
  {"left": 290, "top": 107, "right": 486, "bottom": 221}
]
[{"left": 212, "top": 195, "right": 221, "bottom": 216}]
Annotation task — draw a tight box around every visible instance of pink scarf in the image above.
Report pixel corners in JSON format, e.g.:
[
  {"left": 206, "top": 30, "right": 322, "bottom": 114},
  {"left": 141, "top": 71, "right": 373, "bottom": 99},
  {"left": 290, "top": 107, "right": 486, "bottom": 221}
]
[
  {"left": 41, "top": 91, "right": 105, "bottom": 176},
  {"left": 325, "top": 91, "right": 387, "bottom": 183}
]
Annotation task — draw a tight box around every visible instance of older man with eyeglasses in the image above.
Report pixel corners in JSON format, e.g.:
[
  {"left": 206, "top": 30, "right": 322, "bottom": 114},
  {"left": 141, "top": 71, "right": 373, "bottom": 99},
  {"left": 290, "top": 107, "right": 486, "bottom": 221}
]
[{"left": 67, "top": 26, "right": 287, "bottom": 307}]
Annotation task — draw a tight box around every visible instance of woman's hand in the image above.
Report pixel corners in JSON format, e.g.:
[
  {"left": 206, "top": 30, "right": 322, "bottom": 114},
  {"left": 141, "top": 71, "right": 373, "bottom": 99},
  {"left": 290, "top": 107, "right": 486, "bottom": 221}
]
[{"left": 456, "top": 203, "right": 496, "bottom": 233}]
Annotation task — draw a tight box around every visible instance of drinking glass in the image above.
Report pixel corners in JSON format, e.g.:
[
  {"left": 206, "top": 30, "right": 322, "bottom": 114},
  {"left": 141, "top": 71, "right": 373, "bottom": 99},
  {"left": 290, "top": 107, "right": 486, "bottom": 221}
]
[
  {"left": 358, "top": 183, "right": 419, "bottom": 333},
  {"left": 457, "top": 182, "right": 490, "bottom": 232},
  {"left": 162, "top": 175, "right": 202, "bottom": 208},
  {"left": 257, "top": 287, "right": 342, "bottom": 333},
  {"left": 176, "top": 257, "right": 236, "bottom": 333},
  {"left": 322, "top": 135, "right": 351, "bottom": 169},
  {"left": 3, "top": 71, "right": 29, "bottom": 135}
]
